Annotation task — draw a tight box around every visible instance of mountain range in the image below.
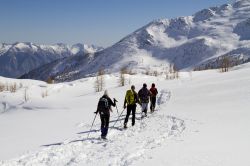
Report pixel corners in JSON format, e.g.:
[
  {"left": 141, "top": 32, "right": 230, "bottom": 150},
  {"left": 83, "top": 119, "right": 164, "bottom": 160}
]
[
  {"left": 0, "top": 42, "right": 103, "bottom": 78},
  {"left": 9, "top": 0, "right": 250, "bottom": 81}
]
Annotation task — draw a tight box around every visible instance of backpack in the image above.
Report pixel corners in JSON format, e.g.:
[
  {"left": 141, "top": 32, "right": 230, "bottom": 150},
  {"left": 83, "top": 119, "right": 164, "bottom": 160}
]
[
  {"left": 139, "top": 88, "right": 150, "bottom": 103},
  {"left": 97, "top": 97, "right": 109, "bottom": 113},
  {"left": 150, "top": 88, "right": 158, "bottom": 97},
  {"left": 125, "top": 90, "right": 137, "bottom": 105}
]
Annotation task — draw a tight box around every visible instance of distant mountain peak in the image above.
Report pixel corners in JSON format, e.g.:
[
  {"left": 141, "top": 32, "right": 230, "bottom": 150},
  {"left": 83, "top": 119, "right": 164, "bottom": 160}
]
[
  {"left": 0, "top": 42, "right": 103, "bottom": 78},
  {"left": 17, "top": 0, "right": 250, "bottom": 81},
  {"left": 233, "top": 0, "right": 250, "bottom": 8}
]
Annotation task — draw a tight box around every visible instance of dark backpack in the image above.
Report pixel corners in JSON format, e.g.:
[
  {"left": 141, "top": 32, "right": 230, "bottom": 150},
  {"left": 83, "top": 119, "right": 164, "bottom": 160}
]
[
  {"left": 139, "top": 88, "right": 150, "bottom": 103},
  {"left": 97, "top": 97, "right": 109, "bottom": 113}
]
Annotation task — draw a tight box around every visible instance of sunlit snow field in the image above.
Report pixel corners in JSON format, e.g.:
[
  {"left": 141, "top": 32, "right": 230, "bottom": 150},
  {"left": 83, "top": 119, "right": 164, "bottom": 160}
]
[{"left": 0, "top": 63, "right": 249, "bottom": 165}]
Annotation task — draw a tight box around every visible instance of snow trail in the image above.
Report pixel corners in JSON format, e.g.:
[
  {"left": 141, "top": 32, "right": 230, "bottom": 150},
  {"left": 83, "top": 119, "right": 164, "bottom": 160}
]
[{"left": 0, "top": 90, "right": 185, "bottom": 166}]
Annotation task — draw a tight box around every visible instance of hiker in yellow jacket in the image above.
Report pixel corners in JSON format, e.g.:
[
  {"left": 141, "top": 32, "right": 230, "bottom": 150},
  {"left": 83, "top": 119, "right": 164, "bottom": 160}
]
[{"left": 123, "top": 85, "right": 140, "bottom": 128}]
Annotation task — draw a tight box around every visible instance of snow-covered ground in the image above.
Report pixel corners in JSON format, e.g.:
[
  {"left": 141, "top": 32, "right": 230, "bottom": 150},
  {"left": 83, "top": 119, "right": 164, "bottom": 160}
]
[{"left": 0, "top": 63, "right": 250, "bottom": 165}]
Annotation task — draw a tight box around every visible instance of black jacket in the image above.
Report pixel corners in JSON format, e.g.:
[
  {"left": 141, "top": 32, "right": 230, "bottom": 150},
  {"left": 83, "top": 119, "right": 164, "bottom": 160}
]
[
  {"left": 97, "top": 95, "right": 116, "bottom": 115},
  {"left": 138, "top": 87, "right": 151, "bottom": 103}
]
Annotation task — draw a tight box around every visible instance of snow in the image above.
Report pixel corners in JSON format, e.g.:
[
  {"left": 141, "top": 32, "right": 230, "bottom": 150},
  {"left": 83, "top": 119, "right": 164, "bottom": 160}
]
[
  {"left": 0, "top": 42, "right": 103, "bottom": 78},
  {"left": 21, "top": 0, "right": 250, "bottom": 82},
  {"left": 193, "top": 8, "right": 216, "bottom": 22},
  {"left": 0, "top": 43, "right": 12, "bottom": 56},
  {"left": 0, "top": 62, "right": 250, "bottom": 165},
  {"left": 234, "top": 18, "right": 250, "bottom": 40}
]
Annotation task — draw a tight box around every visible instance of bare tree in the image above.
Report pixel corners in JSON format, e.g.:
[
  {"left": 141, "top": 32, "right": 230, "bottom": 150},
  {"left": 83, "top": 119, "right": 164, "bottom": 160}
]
[
  {"left": 94, "top": 75, "right": 101, "bottom": 92},
  {"left": 166, "top": 63, "right": 179, "bottom": 80},
  {"left": 220, "top": 56, "right": 230, "bottom": 72},
  {"left": 173, "top": 64, "right": 179, "bottom": 79},
  {"left": 10, "top": 83, "right": 17, "bottom": 93},
  {"left": 169, "top": 64, "right": 174, "bottom": 74},
  {"left": 118, "top": 67, "right": 127, "bottom": 87},
  {"left": 94, "top": 68, "right": 105, "bottom": 92},
  {"left": 0, "top": 82, "right": 5, "bottom": 92},
  {"left": 145, "top": 69, "right": 150, "bottom": 75},
  {"left": 153, "top": 71, "right": 158, "bottom": 77},
  {"left": 165, "top": 71, "right": 169, "bottom": 80},
  {"left": 42, "top": 89, "right": 48, "bottom": 98}
]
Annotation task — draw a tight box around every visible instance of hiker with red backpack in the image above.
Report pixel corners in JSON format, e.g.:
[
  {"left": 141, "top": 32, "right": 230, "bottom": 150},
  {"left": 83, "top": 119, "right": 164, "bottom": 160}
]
[
  {"left": 150, "top": 83, "right": 158, "bottom": 112},
  {"left": 138, "top": 83, "right": 151, "bottom": 117},
  {"left": 95, "top": 90, "right": 117, "bottom": 139}
]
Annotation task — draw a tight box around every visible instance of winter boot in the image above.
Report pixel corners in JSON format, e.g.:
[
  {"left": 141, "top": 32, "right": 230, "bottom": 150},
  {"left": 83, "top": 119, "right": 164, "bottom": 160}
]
[{"left": 124, "top": 123, "right": 127, "bottom": 129}]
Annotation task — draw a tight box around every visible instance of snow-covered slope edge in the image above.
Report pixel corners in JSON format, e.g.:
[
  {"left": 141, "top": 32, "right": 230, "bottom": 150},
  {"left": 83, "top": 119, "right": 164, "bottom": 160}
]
[
  {"left": 0, "top": 42, "right": 103, "bottom": 78},
  {"left": 21, "top": 0, "right": 250, "bottom": 82}
]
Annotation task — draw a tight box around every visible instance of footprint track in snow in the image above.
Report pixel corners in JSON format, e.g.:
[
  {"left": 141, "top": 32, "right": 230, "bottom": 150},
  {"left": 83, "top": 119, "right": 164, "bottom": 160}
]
[{"left": 1, "top": 90, "right": 185, "bottom": 166}]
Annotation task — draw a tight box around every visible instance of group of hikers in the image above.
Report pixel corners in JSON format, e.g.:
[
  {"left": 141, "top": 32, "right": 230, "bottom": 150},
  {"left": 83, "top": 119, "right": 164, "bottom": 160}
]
[{"left": 95, "top": 83, "right": 158, "bottom": 139}]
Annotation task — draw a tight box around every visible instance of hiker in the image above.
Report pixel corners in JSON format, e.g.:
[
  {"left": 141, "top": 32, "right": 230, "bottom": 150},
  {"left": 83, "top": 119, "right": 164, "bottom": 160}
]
[
  {"left": 138, "top": 83, "right": 151, "bottom": 117},
  {"left": 150, "top": 83, "right": 158, "bottom": 112},
  {"left": 123, "top": 85, "right": 140, "bottom": 128},
  {"left": 95, "top": 90, "right": 116, "bottom": 139}
]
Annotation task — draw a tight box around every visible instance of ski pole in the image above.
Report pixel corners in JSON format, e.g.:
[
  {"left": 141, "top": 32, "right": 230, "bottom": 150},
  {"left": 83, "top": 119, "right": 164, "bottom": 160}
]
[
  {"left": 87, "top": 112, "right": 98, "bottom": 139},
  {"left": 115, "top": 105, "right": 122, "bottom": 125},
  {"left": 115, "top": 105, "right": 119, "bottom": 115},
  {"left": 114, "top": 98, "right": 119, "bottom": 116},
  {"left": 113, "top": 108, "right": 126, "bottom": 128},
  {"left": 140, "top": 105, "right": 143, "bottom": 129}
]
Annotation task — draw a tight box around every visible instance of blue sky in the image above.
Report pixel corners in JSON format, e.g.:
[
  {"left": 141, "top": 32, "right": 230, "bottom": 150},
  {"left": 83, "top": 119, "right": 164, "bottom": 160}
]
[{"left": 0, "top": 0, "right": 229, "bottom": 47}]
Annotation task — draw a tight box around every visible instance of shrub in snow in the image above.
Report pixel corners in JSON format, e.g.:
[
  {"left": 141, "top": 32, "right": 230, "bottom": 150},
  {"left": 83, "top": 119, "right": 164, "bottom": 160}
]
[
  {"left": 24, "top": 88, "right": 29, "bottom": 102},
  {"left": 46, "top": 77, "right": 54, "bottom": 84}
]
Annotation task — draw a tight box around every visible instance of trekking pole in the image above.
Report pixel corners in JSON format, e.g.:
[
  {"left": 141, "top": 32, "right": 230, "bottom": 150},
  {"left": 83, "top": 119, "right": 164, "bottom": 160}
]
[
  {"left": 115, "top": 105, "right": 119, "bottom": 115},
  {"left": 114, "top": 98, "right": 119, "bottom": 116},
  {"left": 140, "top": 105, "right": 143, "bottom": 129},
  {"left": 87, "top": 112, "right": 98, "bottom": 139},
  {"left": 140, "top": 110, "right": 143, "bottom": 129},
  {"left": 113, "top": 108, "right": 126, "bottom": 128},
  {"left": 115, "top": 105, "right": 122, "bottom": 124}
]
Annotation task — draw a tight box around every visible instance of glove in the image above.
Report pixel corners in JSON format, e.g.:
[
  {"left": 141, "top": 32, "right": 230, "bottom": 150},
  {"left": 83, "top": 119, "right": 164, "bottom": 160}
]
[
  {"left": 94, "top": 111, "right": 98, "bottom": 114},
  {"left": 123, "top": 105, "right": 126, "bottom": 109},
  {"left": 113, "top": 98, "right": 118, "bottom": 102}
]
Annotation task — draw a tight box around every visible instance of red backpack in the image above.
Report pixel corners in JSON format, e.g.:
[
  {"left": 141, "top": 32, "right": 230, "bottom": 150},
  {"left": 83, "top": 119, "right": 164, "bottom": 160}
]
[{"left": 150, "top": 87, "right": 158, "bottom": 97}]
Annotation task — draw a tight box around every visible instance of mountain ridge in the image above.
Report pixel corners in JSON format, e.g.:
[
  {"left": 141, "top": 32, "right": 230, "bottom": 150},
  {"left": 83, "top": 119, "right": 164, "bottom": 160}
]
[
  {"left": 21, "top": 0, "right": 250, "bottom": 81},
  {"left": 0, "top": 42, "right": 103, "bottom": 78}
]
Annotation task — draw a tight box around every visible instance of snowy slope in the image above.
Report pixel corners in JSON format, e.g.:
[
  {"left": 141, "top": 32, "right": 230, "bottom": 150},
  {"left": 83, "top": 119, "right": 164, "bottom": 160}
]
[
  {"left": 0, "top": 62, "right": 250, "bottom": 165},
  {"left": 21, "top": 0, "right": 250, "bottom": 82},
  {"left": 0, "top": 42, "right": 103, "bottom": 78}
]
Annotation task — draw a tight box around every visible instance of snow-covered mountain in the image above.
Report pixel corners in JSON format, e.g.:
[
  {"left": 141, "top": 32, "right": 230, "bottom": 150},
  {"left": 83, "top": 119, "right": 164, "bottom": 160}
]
[
  {"left": 21, "top": 0, "right": 250, "bottom": 82},
  {"left": 0, "top": 42, "right": 103, "bottom": 78}
]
